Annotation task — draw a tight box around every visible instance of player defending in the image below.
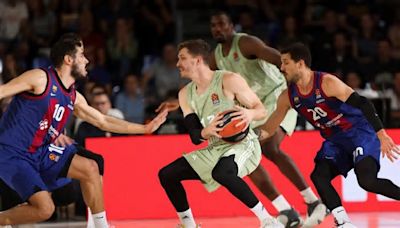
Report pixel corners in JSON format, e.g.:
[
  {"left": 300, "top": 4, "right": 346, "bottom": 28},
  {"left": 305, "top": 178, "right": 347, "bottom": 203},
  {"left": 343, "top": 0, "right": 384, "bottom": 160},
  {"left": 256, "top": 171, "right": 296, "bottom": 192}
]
[
  {"left": 260, "top": 42, "right": 400, "bottom": 228},
  {"left": 158, "top": 39, "right": 284, "bottom": 228},
  {"left": 0, "top": 33, "right": 167, "bottom": 227}
]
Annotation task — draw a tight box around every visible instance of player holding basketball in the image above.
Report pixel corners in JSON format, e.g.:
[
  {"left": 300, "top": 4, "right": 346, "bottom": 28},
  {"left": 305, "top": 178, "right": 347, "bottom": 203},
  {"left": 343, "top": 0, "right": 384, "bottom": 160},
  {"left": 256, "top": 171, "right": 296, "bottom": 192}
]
[
  {"left": 260, "top": 42, "right": 400, "bottom": 228},
  {"left": 0, "top": 33, "right": 167, "bottom": 227},
  {"left": 158, "top": 39, "right": 284, "bottom": 228},
  {"left": 157, "top": 11, "right": 325, "bottom": 227}
]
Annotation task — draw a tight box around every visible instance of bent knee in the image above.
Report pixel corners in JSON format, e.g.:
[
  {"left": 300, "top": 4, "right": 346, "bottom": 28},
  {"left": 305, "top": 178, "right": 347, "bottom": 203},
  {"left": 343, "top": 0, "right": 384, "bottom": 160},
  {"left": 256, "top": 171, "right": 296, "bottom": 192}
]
[{"left": 35, "top": 201, "right": 55, "bottom": 221}]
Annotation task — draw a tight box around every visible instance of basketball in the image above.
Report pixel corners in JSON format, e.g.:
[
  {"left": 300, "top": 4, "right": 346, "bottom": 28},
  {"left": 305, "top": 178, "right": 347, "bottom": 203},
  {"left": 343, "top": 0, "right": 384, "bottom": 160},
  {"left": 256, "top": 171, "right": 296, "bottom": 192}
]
[{"left": 217, "top": 110, "right": 249, "bottom": 143}]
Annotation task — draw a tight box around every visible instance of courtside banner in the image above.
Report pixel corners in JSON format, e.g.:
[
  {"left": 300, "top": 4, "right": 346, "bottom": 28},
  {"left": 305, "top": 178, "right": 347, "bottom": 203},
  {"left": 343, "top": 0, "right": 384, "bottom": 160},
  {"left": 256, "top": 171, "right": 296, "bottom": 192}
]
[{"left": 87, "top": 130, "right": 400, "bottom": 220}]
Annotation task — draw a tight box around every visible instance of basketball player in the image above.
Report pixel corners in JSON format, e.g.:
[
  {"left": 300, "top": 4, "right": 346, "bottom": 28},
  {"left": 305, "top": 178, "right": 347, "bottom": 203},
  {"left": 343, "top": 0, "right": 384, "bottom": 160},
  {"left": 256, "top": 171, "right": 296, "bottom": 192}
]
[
  {"left": 260, "top": 42, "right": 400, "bottom": 228},
  {"left": 158, "top": 39, "right": 283, "bottom": 228},
  {"left": 0, "top": 33, "right": 167, "bottom": 227}
]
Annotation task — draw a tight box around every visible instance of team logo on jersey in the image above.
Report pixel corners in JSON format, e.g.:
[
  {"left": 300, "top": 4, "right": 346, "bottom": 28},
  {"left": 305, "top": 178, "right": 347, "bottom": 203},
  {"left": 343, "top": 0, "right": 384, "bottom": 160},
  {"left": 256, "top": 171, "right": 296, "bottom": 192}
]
[
  {"left": 233, "top": 52, "right": 239, "bottom": 61},
  {"left": 39, "top": 119, "right": 49, "bottom": 130},
  {"left": 52, "top": 85, "right": 57, "bottom": 93},
  {"left": 315, "top": 89, "right": 321, "bottom": 99},
  {"left": 49, "top": 153, "right": 60, "bottom": 162},
  {"left": 211, "top": 93, "right": 220, "bottom": 105}
]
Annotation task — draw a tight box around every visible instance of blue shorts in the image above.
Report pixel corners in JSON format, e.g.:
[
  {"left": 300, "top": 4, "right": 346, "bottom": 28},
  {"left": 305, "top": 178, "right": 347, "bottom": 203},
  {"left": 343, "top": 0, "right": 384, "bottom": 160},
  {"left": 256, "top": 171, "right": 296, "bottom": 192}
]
[
  {"left": 0, "top": 143, "right": 77, "bottom": 201},
  {"left": 315, "top": 125, "right": 381, "bottom": 176}
]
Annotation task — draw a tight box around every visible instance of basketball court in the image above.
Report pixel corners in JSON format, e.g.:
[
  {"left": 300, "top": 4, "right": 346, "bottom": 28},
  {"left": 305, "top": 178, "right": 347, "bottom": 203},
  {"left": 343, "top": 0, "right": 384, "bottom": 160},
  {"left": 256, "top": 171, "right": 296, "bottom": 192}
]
[{"left": 14, "top": 212, "right": 400, "bottom": 228}]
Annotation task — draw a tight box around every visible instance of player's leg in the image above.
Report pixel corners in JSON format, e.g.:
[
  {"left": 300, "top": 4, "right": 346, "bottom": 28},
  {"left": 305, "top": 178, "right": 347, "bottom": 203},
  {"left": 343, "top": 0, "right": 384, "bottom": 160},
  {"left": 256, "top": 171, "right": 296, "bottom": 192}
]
[
  {"left": 310, "top": 160, "right": 347, "bottom": 227},
  {"left": 212, "top": 155, "right": 283, "bottom": 227},
  {"left": 158, "top": 157, "right": 202, "bottom": 228},
  {"left": 248, "top": 165, "right": 302, "bottom": 228},
  {"left": 66, "top": 154, "right": 107, "bottom": 228},
  {"left": 0, "top": 190, "right": 54, "bottom": 225},
  {"left": 355, "top": 156, "right": 400, "bottom": 200}
]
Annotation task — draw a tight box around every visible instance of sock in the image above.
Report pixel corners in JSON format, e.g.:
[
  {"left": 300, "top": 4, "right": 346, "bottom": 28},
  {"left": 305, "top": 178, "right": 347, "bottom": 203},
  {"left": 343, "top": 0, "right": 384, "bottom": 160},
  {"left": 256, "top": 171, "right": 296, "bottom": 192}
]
[
  {"left": 177, "top": 208, "right": 196, "bottom": 228},
  {"left": 92, "top": 211, "right": 109, "bottom": 228},
  {"left": 87, "top": 207, "right": 95, "bottom": 228},
  {"left": 250, "top": 201, "right": 271, "bottom": 222},
  {"left": 271, "top": 195, "right": 291, "bottom": 211},
  {"left": 300, "top": 187, "right": 319, "bottom": 204},
  {"left": 332, "top": 206, "right": 351, "bottom": 224}
]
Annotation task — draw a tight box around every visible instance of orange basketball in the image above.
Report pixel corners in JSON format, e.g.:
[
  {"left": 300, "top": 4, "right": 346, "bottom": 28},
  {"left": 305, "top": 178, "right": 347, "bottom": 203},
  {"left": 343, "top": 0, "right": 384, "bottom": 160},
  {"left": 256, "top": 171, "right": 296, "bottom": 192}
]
[{"left": 217, "top": 110, "right": 249, "bottom": 143}]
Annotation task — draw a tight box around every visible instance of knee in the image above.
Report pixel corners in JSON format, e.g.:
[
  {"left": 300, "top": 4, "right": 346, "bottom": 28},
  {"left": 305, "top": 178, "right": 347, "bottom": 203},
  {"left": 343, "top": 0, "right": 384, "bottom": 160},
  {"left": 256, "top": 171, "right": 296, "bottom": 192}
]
[
  {"left": 311, "top": 169, "right": 326, "bottom": 186},
  {"left": 158, "top": 166, "right": 173, "bottom": 187},
  {"left": 211, "top": 166, "right": 228, "bottom": 183},
  {"left": 357, "top": 175, "right": 375, "bottom": 192},
  {"left": 36, "top": 201, "right": 55, "bottom": 221},
  {"left": 84, "top": 159, "right": 100, "bottom": 180},
  {"left": 262, "top": 144, "right": 282, "bottom": 162}
]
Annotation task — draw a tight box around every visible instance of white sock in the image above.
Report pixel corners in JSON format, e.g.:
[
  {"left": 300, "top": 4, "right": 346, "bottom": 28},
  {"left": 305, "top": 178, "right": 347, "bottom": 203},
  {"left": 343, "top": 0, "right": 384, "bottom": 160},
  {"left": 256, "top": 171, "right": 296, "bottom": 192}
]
[
  {"left": 250, "top": 201, "right": 271, "bottom": 222},
  {"left": 92, "top": 211, "right": 109, "bottom": 228},
  {"left": 177, "top": 208, "right": 196, "bottom": 228},
  {"left": 300, "top": 187, "right": 319, "bottom": 204},
  {"left": 87, "top": 207, "right": 95, "bottom": 228},
  {"left": 271, "top": 195, "right": 291, "bottom": 211},
  {"left": 332, "top": 206, "right": 351, "bottom": 224}
]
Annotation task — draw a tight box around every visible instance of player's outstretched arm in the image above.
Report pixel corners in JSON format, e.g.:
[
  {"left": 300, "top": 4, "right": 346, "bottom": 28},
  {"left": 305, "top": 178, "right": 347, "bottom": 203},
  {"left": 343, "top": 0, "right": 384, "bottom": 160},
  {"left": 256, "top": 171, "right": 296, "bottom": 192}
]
[
  {"left": 0, "top": 69, "right": 47, "bottom": 99},
  {"left": 74, "top": 92, "right": 167, "bottom": 134},
  {"left": 259, "top": 89, "right": 291, "bottom": 140},
  {"left": 155, "top": 99, "right": 180, "bottom": 113}
]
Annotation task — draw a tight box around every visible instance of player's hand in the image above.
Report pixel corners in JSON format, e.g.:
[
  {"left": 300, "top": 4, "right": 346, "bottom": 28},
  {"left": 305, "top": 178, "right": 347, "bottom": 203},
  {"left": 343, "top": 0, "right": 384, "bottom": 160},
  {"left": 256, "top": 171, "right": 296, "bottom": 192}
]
[
  {"left": 231, "top": 105, "right": 252, "bottom": 131},
  {"left": 377, "top": 130, "right": 400, "bottom": 162},
  {"left": 201, "top": 112, "right": 224, "bottom": 139},
  {"left": 54, "top": 133, "right": 74, "bottom": 147},
  {"left": 144, "top": 109, "right": 168, "bottom": 134},
  {"left": 155, "top": 99, "right": 180, "bottom": 113}
]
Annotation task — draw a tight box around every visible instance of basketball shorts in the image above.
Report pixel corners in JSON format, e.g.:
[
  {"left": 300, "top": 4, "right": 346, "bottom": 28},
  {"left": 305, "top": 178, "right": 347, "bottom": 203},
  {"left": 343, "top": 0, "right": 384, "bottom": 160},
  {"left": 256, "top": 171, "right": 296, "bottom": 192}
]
[
  {"left": 183, "top": 132, "right": 261, "bottom": 192},
  {"left": 0, "top": 143, "right": 77, "bottom": 201},
  {"left": 314, "top": 124, "right": 381, "bottom": 176}
]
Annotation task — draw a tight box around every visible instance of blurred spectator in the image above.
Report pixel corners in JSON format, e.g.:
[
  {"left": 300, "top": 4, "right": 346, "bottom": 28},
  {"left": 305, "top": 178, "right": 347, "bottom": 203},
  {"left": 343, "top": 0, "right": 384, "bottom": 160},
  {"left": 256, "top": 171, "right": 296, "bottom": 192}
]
[
  {"left": 26, "top": 0, "right": 57, "bottom": 49},
  {"left": 325, "top": 31, "right": 358, "bottom": 77},
  {"left": 0, "top": 0, "right": 28, "bottom": 42},
  {"left": 136, "top": 0, "right": 175, "bottom": 56},
  {"left": 107, "top": 17, "right": 139, "bottom": 85},
  {"left": 387, "top": 18, "right": 400, "bottom": 60},
  {"left": 371, "top": 39, "right": 399, "bottom": 88},
  {"left": 277, "top": 15, "right": 311, "bottom": 50},
  {"left": 1, "top": 53, "right": 23, "bottom": 83},
  {"left": 75, "top": 91, "right": 124, "bottom": 146},
  {"left": 79, "top": 9, "right": 105, "bottom": 50},
  {"left": 142, "top": 44, "right": 187, "bottom": 104},
  {"left": 58, "top": 0, "right": 86, "bottom": 33},
  {"left": 345, "top": 71, "right": 379, "bottom": 98},
  {"left": 354, "top": 13, "right": 382, "bottom": 69},
  {"left": 114, "top": 74, "right": 145, "bottom": 123},
  {"left": 383, "top": 71, "right": 400, "bottom": 127},
  {"left": 86, "top": 47, "right": 112, "bottom": 94}
]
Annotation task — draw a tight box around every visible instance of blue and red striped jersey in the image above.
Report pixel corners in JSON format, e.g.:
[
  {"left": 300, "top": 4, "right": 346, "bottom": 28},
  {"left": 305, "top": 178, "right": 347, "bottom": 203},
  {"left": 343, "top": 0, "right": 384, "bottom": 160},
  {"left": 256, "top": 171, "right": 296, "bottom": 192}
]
[
  {"left": 0, "top": 67, "right": 76, "bottom": 152},
  {"left": 288, "top": 71, "right": 369, "bottom": 138}
]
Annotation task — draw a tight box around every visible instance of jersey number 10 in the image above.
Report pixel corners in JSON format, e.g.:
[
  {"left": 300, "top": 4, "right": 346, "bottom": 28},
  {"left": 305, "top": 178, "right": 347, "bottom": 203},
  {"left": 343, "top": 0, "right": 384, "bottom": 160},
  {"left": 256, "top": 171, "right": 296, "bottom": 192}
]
[{"left": 53, "top": 104, "right": 65, "bottom": 121}]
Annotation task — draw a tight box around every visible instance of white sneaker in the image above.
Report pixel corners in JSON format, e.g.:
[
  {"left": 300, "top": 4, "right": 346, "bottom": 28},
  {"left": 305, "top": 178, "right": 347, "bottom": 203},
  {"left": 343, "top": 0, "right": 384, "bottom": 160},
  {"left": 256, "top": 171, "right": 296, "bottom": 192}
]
[
  {"left": 303, "top": 200, "right": 328, "bottom": 227},
  {"left": 335, "top": 219, "right": 357, "bottom": 228},
  {"left": 261, "top": 217, "right": 285, "bottom": 228}
]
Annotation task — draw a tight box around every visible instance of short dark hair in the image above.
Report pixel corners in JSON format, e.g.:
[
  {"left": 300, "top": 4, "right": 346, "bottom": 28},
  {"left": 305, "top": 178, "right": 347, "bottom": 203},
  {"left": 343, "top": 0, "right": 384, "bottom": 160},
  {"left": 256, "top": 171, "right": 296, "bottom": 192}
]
[
  {"left": 178, "top": 39, "right": 211, "bottom": 65},
  {"left": 50, "top": 33, "right": 83, "bottom": 68},
  {"left": 210, "top": 10, "right": 233, "bottom": 24},
  {"left": 281, "top": 42, "right": 312, "bottom": 67}
]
